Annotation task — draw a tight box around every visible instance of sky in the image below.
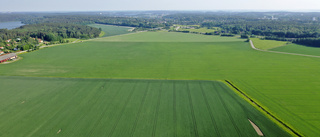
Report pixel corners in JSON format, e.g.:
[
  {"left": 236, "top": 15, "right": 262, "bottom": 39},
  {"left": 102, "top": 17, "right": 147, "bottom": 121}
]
[{"left": 1, "top": 0, "right": 320, "bottom": 12}]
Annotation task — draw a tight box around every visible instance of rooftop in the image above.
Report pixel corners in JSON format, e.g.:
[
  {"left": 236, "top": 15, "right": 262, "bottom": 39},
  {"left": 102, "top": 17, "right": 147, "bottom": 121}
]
[{"left": 0, "top": 53, "right": 17, "bottom": 61}]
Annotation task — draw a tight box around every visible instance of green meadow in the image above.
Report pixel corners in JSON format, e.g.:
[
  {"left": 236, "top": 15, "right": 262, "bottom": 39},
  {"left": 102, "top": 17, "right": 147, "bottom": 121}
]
[
  {"left": 93, "top": 32, "right": 243, "bottom": 42},
  {"left": 178, "top": 28, "right": 219, "bottom": 33},
  {"left": 271, "top": 43, "right": 320, "bottom": 56},
  {"left": 1, "top": 31, "right": 320, "bottom": 136},
  {"left": 0, "top": 76, "right": 289, "bottom": 136},
  {"left": 251, "top": 38, "right": 288, "bottom": 50},
  {"left": 88, "top": 24, "right": 133, "bottom": 37}
]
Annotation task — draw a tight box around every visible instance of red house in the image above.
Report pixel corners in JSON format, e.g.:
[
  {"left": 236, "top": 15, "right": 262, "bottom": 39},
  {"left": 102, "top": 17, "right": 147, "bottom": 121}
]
[{"left": 0, "top": 53, "right": 17, "bottom": 63}]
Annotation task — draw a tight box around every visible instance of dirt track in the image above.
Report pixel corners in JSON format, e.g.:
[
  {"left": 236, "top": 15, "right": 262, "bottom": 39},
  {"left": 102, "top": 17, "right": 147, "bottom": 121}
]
[{"left": 250, "top": 40, "right": 320, "bottom": 58}]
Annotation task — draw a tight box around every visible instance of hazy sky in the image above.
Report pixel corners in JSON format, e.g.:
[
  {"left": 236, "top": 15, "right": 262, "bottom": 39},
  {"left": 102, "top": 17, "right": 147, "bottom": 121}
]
[{"left": 1, "top": 0, "right": 320, "bottom": 12}]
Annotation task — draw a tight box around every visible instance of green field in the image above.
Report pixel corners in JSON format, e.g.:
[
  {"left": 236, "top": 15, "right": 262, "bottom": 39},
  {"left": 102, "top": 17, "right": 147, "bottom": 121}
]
[
  {"left": 94, "top": 32, "right": 243, "bottom": 42},
  {"left": 271, "top": 43, "right": 320, "bottom": 56},
  {"left": 0, "top": 76, "right": 289, "bottom": 136},
  {"left": 88, "top": 24, "right": 133, "bottom": 37},
  {"left": 1, "top": 31, "right": 320, "bottom": 136},
  {"left": 251, "top": 38, "right": 288, "bottom": 50},
  {"left": 177, "top": 27, "right": 219, "bottom": 33}
]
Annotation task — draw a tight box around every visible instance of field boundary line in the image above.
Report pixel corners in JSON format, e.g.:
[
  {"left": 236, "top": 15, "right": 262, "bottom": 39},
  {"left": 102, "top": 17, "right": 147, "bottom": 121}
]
[
  {"left": 199, "top": 82, "right": 221, "bottom": 137},
  {"left": 267, "top": 43, "right": 290, "bottom": 50},
  {"left": 88, "top": 31, "right": 146, "bottom": 41},
  {"left": 186, "top": 82, "right": 199, "bottom": 137},
  {"left": 250, "top": 40, "right": 320, "bottom": 58},
  {"left": 152, "top": 82, "right": 163, "bottom": 137},
  {"left": 213, "top": 82, "right": 242, "bottom": 137},
  {"left": 224, "top": 80, "right": 302, "bottom": 137},
  {"left": 130, "top": 82, "right": 150, "bottom": 137}
]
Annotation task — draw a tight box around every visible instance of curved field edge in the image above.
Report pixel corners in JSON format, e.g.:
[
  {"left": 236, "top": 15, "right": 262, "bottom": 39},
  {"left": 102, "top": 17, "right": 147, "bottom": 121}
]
[
  {"left": 0, "top": 76, "right": 290, "bottom": 137},
  {"left": 271, "top": 43, "right": 320, "bottom": 56},
  {"left": 222, "top": 80, "right": 302, "bottom": 137},
  {"left": 88, "top": 24, "right": 133, "bottom": 37},
  {"left": 251, "top": 38, "right": 288, "bottom": 50}
]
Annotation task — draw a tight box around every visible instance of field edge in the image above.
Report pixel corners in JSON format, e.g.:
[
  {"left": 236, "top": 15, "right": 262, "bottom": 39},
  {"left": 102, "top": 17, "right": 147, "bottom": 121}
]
[{"left": 222, "top": 80, "right": 302, "bottom": 137}]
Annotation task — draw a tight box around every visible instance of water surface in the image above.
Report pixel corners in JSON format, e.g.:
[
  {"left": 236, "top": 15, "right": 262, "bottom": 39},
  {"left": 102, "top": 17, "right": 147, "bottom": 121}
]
[{"left": 0, "top": 21, "right": 24, "bottom": 30}]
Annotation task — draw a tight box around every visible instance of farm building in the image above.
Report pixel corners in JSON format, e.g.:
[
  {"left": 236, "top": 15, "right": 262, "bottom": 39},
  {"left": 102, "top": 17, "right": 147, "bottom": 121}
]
[
  {"left": 38, "top": 39, "right": 43, "bottom": 43},
  {"left": 0, "top": 53, "right": 17, "bottom": 63},
  {"left": 0, "top": 51, "right": 4, "bottom": 55}
]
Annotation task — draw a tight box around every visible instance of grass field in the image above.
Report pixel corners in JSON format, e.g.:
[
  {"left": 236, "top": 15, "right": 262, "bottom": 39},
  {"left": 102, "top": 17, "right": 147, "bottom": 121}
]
[
  {"left": 1, "top": 31, "right": 320, "bottom": 136},
  {"left": 94, "top": 32, "right": 243, "bottom": 42},
  {"left": 0, "top": 76, "right": 289, "bottom": 136},
  {"left": 178, "top": 27, "right": 219, "bottom": 33},
  {"left": 63, "top": 38, "right": 77, "bottom": 42},
  {"left": 88, "top": 24, "right": 133, "bottom": 37},
  {"left": 271, "top": 43, "right": 320, "bottom": 56},
  {"left": 251, "top": 38, "right": 288, "bottom": 50}
]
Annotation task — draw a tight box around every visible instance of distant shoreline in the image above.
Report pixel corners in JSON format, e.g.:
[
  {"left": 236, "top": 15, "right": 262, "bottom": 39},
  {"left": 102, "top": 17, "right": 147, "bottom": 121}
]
[{"left": 0, "top": 21, "right": 25, "bottom": 30}]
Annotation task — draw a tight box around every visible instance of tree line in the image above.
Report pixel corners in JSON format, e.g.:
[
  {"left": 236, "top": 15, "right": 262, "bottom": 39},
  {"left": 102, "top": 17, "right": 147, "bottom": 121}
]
[
  {"left": 2, "top": 12, "right": 320, "bottom": 47},
  {"left": 0, "top": 23, "right": 101, "bottom": 42},
  {"left": 20, "top": 15, "right": 172, "bottom": 29},
  {"left": 164, "top": 12, "right": 320, "bottom": 47}
]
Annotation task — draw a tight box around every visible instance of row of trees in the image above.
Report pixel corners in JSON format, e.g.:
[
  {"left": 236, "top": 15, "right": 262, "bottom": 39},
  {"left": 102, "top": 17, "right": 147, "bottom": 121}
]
[
  {"left": 20, "top": 15, "right": 172, "bottom": 28},
  {"left": 164, "top": 12, "right": 320, "bottom": 47},
  {"left": 293, "top": 38, "right": 320, "bottom": 47}
]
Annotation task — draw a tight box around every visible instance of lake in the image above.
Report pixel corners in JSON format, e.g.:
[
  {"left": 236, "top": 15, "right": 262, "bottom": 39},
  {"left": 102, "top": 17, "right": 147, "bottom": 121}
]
[{"left": 0, "top": 21, "right": 25, "bottom": 30}]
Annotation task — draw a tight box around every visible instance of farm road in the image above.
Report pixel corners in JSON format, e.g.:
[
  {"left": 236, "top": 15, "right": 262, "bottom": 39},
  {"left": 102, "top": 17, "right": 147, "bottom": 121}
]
[{"left": 250, "top": 40, "right": 320, "bottom": 58}]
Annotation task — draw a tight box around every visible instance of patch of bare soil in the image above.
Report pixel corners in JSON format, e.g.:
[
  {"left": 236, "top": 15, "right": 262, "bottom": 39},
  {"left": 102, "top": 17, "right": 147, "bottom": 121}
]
[{"left": 248, "top": 119, "right": 264, "bottom": 136}]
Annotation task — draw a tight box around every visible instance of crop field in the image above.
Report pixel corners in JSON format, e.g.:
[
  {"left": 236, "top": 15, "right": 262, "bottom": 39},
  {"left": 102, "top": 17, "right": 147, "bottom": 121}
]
[
  {"left": 271, "top": 43, "right": 320, "bottom": 56},
  {"left": 1, "top": 31, "right": 320, "bottom": 136},
  {"left": 93, "top": 32, "right": 243, "bottom": 42},
  {"left": 251, "top": 38, "right": 288, "bottom": 50},
  {"left": 0, "top": 76, "right": 289, "bottom": 136},
  {"left": 88, "top": 24, "right": 133, "bottom": 37},
  {"left": 178, "top": 27, "right": 219, "bottom": 33}
]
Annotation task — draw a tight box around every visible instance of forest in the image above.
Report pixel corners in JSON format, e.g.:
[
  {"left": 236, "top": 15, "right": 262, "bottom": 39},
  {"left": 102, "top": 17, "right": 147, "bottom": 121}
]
[
  {"left": 164, "top": 12, "right": 320, "bottom": 47},
  {"left": 0, "top": 23, "right": 100, "bottom": 41},
  {"left": 1, "top": 11, "right": 320, "bottom": 47},
  {"left": 0, "top": 23, "right": 101, "bottom": 52}
]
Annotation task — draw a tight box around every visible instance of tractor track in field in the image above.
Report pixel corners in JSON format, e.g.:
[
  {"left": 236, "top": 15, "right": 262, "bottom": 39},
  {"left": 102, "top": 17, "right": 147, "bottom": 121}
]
[
  {"left": 199, "top": 82, "right": 221, "bottom": 137},
  {"left": 173, "top": 82, "right": 177, "bottom": 137},
  {"left": 130, "top": 82, "right": 150, "bottom": 137},
  {"left": 26, "top": 81, "right": 89, "bottom": 137},
  {"left": 87, "top": 81, "right": 119, "bottom": 136},
  {"left": 250, "top": 40, "right": 320, "bottom": 58},
  {"left": 186, "top": 83, "right": 199, "bottom": 137},
  {"left": 108, "top": 82, "right": 137, "bottom": 137},
  {"left": 152, "top": 82, "right": 163, "bottom": 137},
  {"left": 68, "top": 82, "right": 108, "bottom": 135},
  {"left": 214, "top": 83, "right": 242, "bottom": 137}
]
